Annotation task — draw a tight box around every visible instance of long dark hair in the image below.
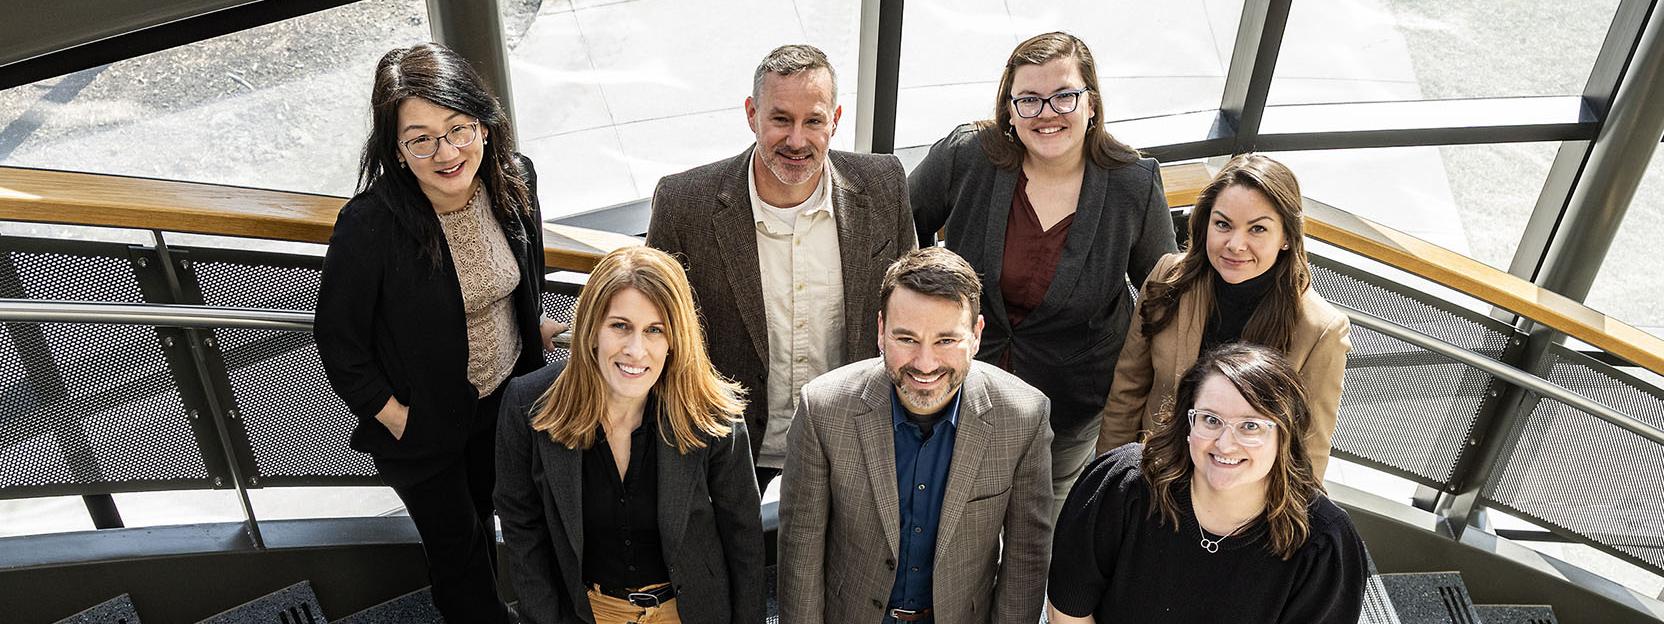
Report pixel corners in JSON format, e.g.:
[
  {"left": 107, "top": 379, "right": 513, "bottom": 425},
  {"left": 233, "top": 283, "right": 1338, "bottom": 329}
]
[
  {"left": 1137, "top": 154, "right": 1310, "bottom": 353},
  {"left": 357, "top": 43, "right": 532, "bottom": 266},
  {"left": 974, "top": 32, "right": 1140, "bottom": 171},
  {"left": 1141, "top": 343, "right": 1321, "bottom": 560}
]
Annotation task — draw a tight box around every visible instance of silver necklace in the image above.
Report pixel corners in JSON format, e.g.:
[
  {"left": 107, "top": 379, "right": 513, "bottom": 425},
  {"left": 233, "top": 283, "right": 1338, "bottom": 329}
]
[{"left": 1197, "top": 519, "right": 1251, "bottom": 554}]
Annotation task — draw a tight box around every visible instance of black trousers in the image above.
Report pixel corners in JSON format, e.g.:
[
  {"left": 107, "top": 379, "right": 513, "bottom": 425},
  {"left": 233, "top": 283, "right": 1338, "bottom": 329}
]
[{"left": 375, "top": 386, "right": 511, "bottom": 624}]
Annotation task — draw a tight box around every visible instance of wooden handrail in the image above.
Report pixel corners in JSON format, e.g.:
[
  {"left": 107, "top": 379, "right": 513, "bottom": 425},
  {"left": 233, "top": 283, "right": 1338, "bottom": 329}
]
[
  {"left": 3, "top": 164, "right": 1661, "bottom": 377},
  {"left": 0, "top": 166, "right": 633, "bottom": 272}
]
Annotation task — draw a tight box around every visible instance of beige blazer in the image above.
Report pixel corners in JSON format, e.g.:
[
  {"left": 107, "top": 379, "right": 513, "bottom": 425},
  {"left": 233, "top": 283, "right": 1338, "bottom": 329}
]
[
  {"left": 1096, "top": 253, "right": 1351, "bottom": 479},
  {"left": 778, "top": 358, "right": 1053, "bottom": 624}
]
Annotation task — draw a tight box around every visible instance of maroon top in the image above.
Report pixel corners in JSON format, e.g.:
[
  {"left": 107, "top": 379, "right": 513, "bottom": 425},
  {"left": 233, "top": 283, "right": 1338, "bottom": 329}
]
[{"left": 1001, "top": 172, "right": 1075, "bottom": 330}]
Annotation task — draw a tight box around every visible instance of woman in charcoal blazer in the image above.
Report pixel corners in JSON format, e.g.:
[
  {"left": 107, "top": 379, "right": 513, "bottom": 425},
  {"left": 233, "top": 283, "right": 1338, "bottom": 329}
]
[
  {"left": 315, "top": 43, "right": 563, "bottom": 622},
  {"left": 909, "top": 32, "right": 1177, "bottom": 514},
  {"left": 495, "top": 246, "right": 765, "bottom": 624}
]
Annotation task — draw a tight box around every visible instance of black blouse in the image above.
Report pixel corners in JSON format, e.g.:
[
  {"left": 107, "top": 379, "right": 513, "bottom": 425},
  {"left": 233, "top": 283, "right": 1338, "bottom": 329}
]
[
  {"left": 1049, "top": 444, "right": 1368, "bottom": 623},
  {"left": 581, "top": 402, "right": 670, "bottom": 590}
]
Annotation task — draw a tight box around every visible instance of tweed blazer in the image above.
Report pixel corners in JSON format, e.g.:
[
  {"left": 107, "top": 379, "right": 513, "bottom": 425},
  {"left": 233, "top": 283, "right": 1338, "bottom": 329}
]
[
  {"left": 646, "top": 146, "right": 917, "bottom": 458},
  {"left": 1096, "top": 253, "right": 1352, "bottom": 479},
  {"left": 909, "top": 125, "right": 1177, "bottom": 436},
  {"left": 316, "top": 156, "right": 546, "bottom": 461},
  {"left": 777, "top": 358, "right": 1053, "bottom": 624},
  {"left": 493, "top": 362, "right": 766, "bottom": 624}
]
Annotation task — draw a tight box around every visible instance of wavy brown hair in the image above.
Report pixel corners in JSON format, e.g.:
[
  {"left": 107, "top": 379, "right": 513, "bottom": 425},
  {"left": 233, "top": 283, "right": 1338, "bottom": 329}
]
[
  {"left": 974, "top": 32, "right": 1140, "bottom": 171},
  {"left": 1137, "top": 153, "right": 1310, "bottom": 352},
  {"left": 530, "top": 247, "right": 744, "bottom": 453},
  {"left": 1141, "top": 343, "right": 1322, "bottom": 560},
  {"left": 357, "top": 43, "right": 533, "bottom": 267}
]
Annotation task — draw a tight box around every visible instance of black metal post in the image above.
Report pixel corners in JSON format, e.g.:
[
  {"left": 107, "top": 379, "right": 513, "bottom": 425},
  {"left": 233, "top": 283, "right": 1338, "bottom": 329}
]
[
  {"left": 82, "top": 493, "right": 124, "bottom": 529},
  {"left": 855, "top": 0, "right": 903, "bottom": 154},
  {"left": 1218, "top": 0, "right": 1294, "bottom": 154},
  {"left": 425, "top": 0, "right": 516, "bottom": 123}
]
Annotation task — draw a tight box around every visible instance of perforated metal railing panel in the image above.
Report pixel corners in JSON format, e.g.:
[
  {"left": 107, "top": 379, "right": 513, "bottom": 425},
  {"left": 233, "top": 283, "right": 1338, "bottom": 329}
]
[
  {"left": 1484, "top": 344, "right": 1664, "bottom": 576},
  {"left": 1, "top": 240, "right": 212, "bottom": 496},
  {"left": 1310, "top": 255, "right": 1517, "bottom": 488}
]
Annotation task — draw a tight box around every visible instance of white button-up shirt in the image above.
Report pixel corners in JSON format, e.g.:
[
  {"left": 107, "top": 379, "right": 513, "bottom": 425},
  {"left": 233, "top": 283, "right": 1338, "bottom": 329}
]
[{"left": 749, "top": 153, "right": 845, "bottom": 469}]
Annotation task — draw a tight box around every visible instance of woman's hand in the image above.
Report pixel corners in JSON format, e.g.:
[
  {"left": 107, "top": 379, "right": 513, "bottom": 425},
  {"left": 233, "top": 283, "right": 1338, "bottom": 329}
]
[
  {"left": 540, "top": 317, "right": 568, "bottom": 352},
  {"left": 375, "top": 396, "right": 410, "bottom": 440}
]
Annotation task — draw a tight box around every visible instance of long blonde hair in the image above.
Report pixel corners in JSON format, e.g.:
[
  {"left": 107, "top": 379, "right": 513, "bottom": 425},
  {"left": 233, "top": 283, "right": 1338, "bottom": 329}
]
[{"left": 530, "top": 246, "right": 744, "bottom": 453}]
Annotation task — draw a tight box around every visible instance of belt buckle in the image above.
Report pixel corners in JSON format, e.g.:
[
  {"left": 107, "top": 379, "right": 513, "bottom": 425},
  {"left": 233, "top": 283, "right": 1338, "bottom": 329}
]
[
  {"left": 890, "top": 607, "right": 920, "bottom": 619},
  {"left": 627, "top": 591, "right": 663, "bottom": 608}
]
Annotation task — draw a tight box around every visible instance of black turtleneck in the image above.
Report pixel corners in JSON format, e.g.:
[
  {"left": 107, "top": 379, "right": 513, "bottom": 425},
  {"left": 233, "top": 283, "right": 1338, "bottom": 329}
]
[{"left": 1202, "top": 268, "right": 1276, "bottom": 350}]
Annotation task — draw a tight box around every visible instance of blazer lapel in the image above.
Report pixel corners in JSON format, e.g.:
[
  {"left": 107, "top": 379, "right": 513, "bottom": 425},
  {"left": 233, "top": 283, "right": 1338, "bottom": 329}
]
[
  {"left": 832, "top": 162, "right": 874, "bottom": 356},
  {"left": 1173, "top": 281, "right": 1209, "bottom": 382},
  {"left": 657, "top": 428, "right": 697, "bottom": 566},
  {"left": 541, "top": 438, "right": 585, "bottom": 565},
  {"left": 932, "top": 369, "right": 992, "bottom": 560},
  {"left": 710, "top": 147, "right": 771, "bottom": 366},
  {"left": 854, "top": 365, "right": 902, "bottom": 559},
  {"left": 1019, "top": 162, "right": 1109, "bottom": 328},
  {"left": 977, "top": 168, "right": 1018, "bottom": 332}
]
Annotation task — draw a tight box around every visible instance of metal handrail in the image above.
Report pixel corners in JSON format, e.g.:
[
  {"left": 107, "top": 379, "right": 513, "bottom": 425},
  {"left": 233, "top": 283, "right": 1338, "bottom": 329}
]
[
  {"left": 1335, "top": 302, "right": 1664, "bottom": 446},
  {"left": 0, "top": 299, "right": 573, "bottom": 348}
]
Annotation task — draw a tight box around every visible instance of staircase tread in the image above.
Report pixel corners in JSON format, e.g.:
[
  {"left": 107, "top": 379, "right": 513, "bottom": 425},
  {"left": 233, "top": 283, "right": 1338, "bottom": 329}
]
[
  {"left": 53, "top": 594, "right": 140, "bottom": 624},
  {"left": 195, "top": 580, "right": 326, "bottom": 624},
  {"left": 336, "top": 586, "right": 441, "bottom": 624}
]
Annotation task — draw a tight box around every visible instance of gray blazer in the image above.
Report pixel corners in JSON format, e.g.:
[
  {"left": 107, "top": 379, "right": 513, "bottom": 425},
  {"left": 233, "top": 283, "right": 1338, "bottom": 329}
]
[
  {"left": 777, "top": 358, "right": 1054, "bottom": 624},
  {"left": 646, "top": 146, "right": 917, "bottom": 458},
  {"left": 909, "top": 125, "right": 1177, "bottom": 437},
  {"left": 493, "top": 363, "right": 766, "bottom": 624}
]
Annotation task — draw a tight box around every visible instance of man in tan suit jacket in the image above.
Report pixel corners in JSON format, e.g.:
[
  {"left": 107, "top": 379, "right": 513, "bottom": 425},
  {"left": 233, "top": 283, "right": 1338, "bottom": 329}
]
[
  {"left": 779, "top": 248, "right": 1052, "bottom": 624},
  {"left": 647, "top": 44, "right": 916, "bottom": 489}
]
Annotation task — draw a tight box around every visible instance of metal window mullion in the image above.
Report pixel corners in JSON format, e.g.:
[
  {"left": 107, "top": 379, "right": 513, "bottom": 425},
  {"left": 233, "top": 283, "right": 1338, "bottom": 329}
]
[
  {"left": 1218, "top": 0, "right": 1293, "bottom": 154},
  {"left": 855, "top": 0, "right": 904, "bottom": 154},
  {"left": 425, "top": 0, "right": 516, "bottom": 125}
]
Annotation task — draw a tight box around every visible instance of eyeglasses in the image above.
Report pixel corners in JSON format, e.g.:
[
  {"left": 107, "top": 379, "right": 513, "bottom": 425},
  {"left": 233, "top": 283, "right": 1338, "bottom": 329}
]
[
  {"left": 1187, "top": 408, "right": 1277, "bottom": 447},
  {"left": 1009, "top": 88, "right": 1090, "bottom": 119},
  {"left": 400, "top": 121, "right": 481, "bottom": 159}
]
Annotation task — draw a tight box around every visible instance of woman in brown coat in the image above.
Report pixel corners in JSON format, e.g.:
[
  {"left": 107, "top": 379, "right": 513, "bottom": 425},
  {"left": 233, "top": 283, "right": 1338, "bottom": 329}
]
[{"left": 1095, "top": 154, "right": 1350, "bottom": 479}]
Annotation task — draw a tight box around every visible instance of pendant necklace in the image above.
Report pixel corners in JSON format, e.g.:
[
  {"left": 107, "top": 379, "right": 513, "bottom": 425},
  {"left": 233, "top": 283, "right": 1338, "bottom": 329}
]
[{"left": 1197, "top": 517, "right": 1253, "bottom": 554}]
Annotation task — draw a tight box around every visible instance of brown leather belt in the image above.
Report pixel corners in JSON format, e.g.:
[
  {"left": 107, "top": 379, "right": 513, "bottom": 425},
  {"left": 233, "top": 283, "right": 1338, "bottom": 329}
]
[{"left": 889, "top": 607, "right": 933, "bottom": 622}]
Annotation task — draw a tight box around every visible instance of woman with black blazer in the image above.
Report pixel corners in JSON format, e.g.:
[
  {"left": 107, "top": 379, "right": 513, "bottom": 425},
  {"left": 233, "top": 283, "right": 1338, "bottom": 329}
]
[
  {"left": 909, "top": 32, "right": 1178, "bottom": 514},
  {"left": 315, "top": 43, "right": 564, "bottom": 623},
  {"left": 495, "top": 246, "right": 765, "bottom": 624}
]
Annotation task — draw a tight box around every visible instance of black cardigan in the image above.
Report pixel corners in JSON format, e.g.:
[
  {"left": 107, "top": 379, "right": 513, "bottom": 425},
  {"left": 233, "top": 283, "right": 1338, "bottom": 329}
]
[
  {"left": 909, "top": 125, "right": 1177, "bottom": 435},
  {"left": 316, "top": 157, "right": 546, "bottom": 459}
]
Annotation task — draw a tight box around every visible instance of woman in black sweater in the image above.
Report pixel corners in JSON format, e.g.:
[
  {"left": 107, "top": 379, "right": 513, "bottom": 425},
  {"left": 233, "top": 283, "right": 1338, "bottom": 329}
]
[
  {"left": 1049, "top": 343, "right": 1367, "bottom": 623},
  {"left": 315, "top": 43, "right": 564, "bottom": 622}
]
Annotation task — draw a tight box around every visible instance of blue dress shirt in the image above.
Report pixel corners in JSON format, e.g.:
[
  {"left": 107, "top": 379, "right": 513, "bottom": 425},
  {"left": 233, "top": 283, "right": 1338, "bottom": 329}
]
[{"left": 887, "top": 387, "right": 961, "bottom": 615}]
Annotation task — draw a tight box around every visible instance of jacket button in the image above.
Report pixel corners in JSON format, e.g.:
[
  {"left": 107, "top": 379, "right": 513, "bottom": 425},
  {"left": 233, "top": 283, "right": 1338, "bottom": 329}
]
[
  {"left": 871, "top": 599, "right": 883, "bottom": 609},
  {"left": 885, "top": 558, "right": 896, "bottom": 570}
]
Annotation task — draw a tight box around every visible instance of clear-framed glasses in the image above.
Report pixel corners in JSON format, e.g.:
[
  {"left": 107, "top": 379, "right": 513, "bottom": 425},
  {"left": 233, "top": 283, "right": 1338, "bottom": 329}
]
[
  {"left": 1009, "top": 88, "right": 1090, "bottom": 119},
  {"left": 1186, "top": 408, "right": 1277, "bottom": 447},
  {"left": 400, "top": 121, "right": 481, "bottom": 159}
]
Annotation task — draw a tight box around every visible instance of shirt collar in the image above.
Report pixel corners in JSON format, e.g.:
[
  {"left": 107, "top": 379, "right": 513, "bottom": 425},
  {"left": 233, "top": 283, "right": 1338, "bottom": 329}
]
[
  {"left": 747, "top": 148, "right": 835, "bottom": 225},
  {"left": 890, "top": 385, "right": 963, "bottom": 431}
]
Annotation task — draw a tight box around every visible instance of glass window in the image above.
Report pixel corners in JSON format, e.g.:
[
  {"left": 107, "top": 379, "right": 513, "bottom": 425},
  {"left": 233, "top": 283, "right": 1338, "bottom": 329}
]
[
  {"left": 0, "top": 496, "right": 97, "bottom": 538},
  {"left": 1271, "top": 0, "right": 1620, "bottom": 105},
  {"left": 1585, "top": 141, "right": 1664, "bottom": 338},
  {"left": 0, "top": 0, "right": 431, "bottom": 196},
  {"left": 896, "top": 0, "right": 1246, "bottom": 150},
  {"left": 1267, "top": 142, "right": 1556, "bottom": 272},
  {"left": 507, "top": 0, "right": 862, "bottom": 218}
]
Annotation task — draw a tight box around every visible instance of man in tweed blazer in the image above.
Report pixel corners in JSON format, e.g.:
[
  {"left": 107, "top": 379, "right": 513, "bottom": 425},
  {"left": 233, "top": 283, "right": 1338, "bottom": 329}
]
[
  {"left": 647, "top": 44, "right": 916, "bottom": 489},
  {"left": 779, "top": 248, "right": 1053, "bottom": 624}
]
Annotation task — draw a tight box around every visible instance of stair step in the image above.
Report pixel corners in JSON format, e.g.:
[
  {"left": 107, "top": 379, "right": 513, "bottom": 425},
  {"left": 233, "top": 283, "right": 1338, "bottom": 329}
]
[
  {"left": 53, "top": 594, "right": 141, "bottom": 624},
  {"left": 335, "top": 587, "right": 441, "bottom": 624},
  {"left": 195, "top": 581, "right": 327, "bottom": 624},
  {"left": 1473, "top": 604, "right": 1558, "bottom": 624},
  {"left": 1360, "top": 573, "right": 1405, "bottom": 624},
  {"left": 1378, "top": 572, "right": 1483, "bottom": 624}
]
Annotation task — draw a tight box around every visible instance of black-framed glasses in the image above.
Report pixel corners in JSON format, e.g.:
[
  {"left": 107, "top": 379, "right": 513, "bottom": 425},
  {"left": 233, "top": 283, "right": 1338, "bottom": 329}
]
[
  {"left": 400, "top": 121, "right": 481, "bottom": 159},
  {"left": 1010, "top": 88, "right": 1090, "bottom": 119},
  {"left": 1187, "top": 408, "right": 1277, "bottom": 447}
]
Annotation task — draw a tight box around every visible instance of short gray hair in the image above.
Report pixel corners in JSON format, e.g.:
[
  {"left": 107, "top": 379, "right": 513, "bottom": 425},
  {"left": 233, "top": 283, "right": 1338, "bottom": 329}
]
[{"left": 752, "top": 44, "right": 837, "bottom": 101}]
